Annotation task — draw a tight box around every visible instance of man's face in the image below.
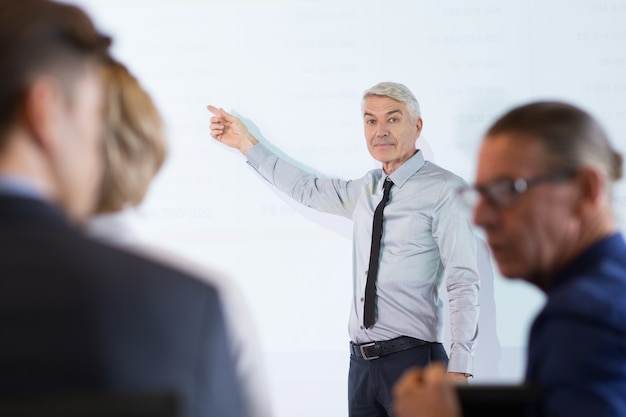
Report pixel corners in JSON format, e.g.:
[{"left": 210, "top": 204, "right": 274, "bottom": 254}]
[
  {"left": 54, "top": 65, "right": 105, "bottom": 221},
  {"left": 363, "top": 95, "right": 422, "bottom": 174},
  {"left": 472, "top": 135, "right": 579, "bottom": 286}
]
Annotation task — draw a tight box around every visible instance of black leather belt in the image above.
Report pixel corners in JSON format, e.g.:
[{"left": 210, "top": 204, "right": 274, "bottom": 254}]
[{"left": 350, "top": 336, "right": 431, "bottom": 360}]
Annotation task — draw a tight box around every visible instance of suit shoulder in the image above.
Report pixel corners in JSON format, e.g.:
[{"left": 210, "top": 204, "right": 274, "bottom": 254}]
[{"left": 76, "top": 235, "right": 221, "bottom": 296}]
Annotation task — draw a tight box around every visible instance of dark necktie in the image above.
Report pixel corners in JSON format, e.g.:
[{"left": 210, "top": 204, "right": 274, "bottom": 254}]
[{"left": 363, "top": 177, "right": 393, "bottom": 329}]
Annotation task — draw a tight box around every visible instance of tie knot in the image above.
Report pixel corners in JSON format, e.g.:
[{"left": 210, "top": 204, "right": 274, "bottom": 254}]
[{"left": 383, "top": 178, "right": 393, "bottom": 192}]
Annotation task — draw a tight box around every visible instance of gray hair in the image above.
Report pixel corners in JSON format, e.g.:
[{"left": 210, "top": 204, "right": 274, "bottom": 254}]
[
  {"left": 362, "top": 81, "right": 421, "bottom": 120},
  {"left": 486, "top": 101, "right": 623, "bottom": 187}
]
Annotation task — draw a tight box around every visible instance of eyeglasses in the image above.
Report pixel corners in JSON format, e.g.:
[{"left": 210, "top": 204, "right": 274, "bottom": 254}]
[{"left": 457, "top": 169, "right": 578, "bottom": 209}]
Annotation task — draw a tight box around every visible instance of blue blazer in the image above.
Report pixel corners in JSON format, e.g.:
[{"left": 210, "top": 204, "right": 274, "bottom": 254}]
[{"left": 0, "top": 196, "right": 243, "bottom": 417}]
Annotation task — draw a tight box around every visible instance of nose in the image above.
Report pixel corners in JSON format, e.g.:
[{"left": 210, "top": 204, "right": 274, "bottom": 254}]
[
  {"left": 473, "top": 195, "right": 498, "bottom": 231},
  {"left": 376, "top": 124, "right": 390, "bottom": 138}
]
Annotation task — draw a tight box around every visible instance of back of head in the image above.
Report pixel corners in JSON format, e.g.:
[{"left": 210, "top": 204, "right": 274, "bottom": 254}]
[
  {"left": 362, "top": 81, "right": 422, "bottom": 120},
  {"left": 486, "top": 101, "right": 623, "bottom": 191},
  {"left": 95, "top": 58, "right": 168, "bottom": 214},
  {"left": 0, "top": 0, "right": 111, "bottom": 141}
]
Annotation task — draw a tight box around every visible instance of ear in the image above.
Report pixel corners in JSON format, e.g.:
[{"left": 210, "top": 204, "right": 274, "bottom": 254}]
[
  {"left": 574, "top": 167, "right": 606, "bottom": 216},
  {"left": 22, "top": 76, "right": 63, "bottom": 153},
  {"left": 415, "top": 117, "right": 423, "bottom": 138}
]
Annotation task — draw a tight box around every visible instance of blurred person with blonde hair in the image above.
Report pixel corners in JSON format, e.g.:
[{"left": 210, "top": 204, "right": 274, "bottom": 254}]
[
  {"left": 87, "top": 57, "right": 273, "bottom": 417},
  {"left": 87, "top": 57, "right": 167, "bottom": 244},
  {"left": 96, "top": 58, "right": 168, "bottom": 215}
]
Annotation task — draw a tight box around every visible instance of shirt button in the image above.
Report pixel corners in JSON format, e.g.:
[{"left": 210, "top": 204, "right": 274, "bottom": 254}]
[
  {"left": 360, "top": 326, "right": 364, "bottom": 330},
  {"left": 360, "top": 297, "right": 364, "bottom": 302}
]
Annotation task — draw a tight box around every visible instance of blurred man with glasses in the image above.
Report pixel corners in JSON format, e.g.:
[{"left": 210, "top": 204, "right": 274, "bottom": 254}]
[{"left": 393, "top": 101, "right": 626, "bottom": 417}]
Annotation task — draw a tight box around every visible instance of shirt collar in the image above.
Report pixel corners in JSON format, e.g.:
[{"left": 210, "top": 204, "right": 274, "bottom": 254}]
[
  {"left": 382, "top": 149, "right": 426, "bottom": 188},
  {"left": 547, "top": 232, "right": 625, "bottom": 293},
  {"left": 0, "top": 174, "right": 46, "bottom": 200}
]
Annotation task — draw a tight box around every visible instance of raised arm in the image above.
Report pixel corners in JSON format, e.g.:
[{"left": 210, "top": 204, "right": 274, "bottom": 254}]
[{"left": 207, "top": 105, "right": 259, "bottom": 155}]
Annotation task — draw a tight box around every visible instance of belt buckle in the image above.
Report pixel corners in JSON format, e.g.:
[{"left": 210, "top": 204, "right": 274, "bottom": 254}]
[{"left": 359, "top": 342, "right": 379, "bottom": 360}]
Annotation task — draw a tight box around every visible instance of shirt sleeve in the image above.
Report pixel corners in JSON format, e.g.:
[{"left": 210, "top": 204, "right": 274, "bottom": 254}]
[
  {"left": 246, "top": 143, "right": 359, "bottom": 218},
  {"left": 431, "top": 176, "right": 480, "bottom": 374}
]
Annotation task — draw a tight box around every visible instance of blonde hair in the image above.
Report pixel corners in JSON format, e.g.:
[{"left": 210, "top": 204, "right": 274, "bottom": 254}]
[{"left": 95, "top": 58, "right": 167, "bottom": 213}]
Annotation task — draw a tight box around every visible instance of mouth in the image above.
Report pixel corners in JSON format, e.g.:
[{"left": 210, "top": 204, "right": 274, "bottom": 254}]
[{"left": 372, "top": 137, "right": 395, "bottom": 147}]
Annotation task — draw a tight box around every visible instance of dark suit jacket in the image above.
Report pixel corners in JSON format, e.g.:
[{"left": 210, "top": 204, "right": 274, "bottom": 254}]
[{"left": 0, "top": 195, "right": 244, "bottom": 417}]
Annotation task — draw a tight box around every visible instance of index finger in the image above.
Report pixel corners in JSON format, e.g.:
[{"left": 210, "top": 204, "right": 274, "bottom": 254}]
[
  {"left": 206, "top": 105, "right": 237, "bottom": 122},
  {"left": 206, "top": 104, "right": 221, "bottom": 116}
]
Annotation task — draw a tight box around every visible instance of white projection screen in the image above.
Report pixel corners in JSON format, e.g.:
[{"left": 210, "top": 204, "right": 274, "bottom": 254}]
[{"left": 68, "top": 1, "right": 626, "bottom": 416}]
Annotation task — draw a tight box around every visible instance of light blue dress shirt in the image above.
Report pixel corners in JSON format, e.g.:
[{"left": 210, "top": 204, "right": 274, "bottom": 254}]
[{"left": 246, "top": 144, "right": 480, "bottom": 373}]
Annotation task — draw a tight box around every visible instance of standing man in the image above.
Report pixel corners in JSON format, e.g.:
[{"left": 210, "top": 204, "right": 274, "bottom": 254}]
[
  {"left": 208, "top": 81, "right": 480, "bottom": 416},
  {"left": 393, "top": 101, "right": 626, "bottom": 417},
  {"left": 0, "top": 1, "right": 243, "bottom": 416}
]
